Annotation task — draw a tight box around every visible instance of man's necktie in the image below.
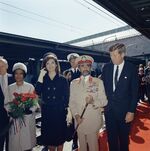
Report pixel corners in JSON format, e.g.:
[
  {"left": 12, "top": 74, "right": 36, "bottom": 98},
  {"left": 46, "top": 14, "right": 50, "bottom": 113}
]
[{"left": 114, "top": 66, "right": 119, "bottom": 88}]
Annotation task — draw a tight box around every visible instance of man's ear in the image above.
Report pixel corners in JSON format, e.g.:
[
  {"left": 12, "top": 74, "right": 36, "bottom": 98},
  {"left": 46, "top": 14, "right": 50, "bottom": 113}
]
[
  {"left": 121, "top": 53, "right": 125, "bottom": 58},
  {"left": 6, "top": 64, "right": 8, "bottom": 70}
]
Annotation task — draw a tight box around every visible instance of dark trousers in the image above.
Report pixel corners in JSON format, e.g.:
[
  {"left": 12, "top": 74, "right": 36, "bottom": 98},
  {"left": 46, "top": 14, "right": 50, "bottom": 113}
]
[
  {"left": 72, "top": 119, "right": 78, "bottom": 147},
  {"left": 146, "top": 84, "right": 150, "bottom": 103},
  {"left": 72, "top": 131, "right": 78, "bottom": 146},
  {"left": 5, "top": 132, "right": 9, "bottom": 151},
  {"left": 0, "top": 135, "right": 4, "bottom": 151},
  {"left": 105, "top": 110, "right": 131, "bottom": 151},
  {"left": 139, "top": 85, "right": 146, "bottom": 101},
  {"left": 0, "top": 132, "right": 9, "bottom": 151}
]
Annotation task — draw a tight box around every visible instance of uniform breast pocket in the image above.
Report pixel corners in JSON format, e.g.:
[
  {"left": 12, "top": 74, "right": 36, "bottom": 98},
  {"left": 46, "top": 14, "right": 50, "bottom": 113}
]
[{"left": 86, "top": 84, "right": 98, "bottom": 93}]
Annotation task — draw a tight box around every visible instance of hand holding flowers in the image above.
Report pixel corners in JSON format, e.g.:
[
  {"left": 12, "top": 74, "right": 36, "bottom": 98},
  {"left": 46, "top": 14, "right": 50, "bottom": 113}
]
[{"left": 6, "top": 92, "right": 38, "bottom": 133}]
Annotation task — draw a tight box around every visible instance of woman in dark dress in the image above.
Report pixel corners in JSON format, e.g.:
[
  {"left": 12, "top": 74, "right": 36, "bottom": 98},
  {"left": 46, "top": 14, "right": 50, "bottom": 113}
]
[{"left": 35, "top": 54, "right": 69, "bottom": 151}]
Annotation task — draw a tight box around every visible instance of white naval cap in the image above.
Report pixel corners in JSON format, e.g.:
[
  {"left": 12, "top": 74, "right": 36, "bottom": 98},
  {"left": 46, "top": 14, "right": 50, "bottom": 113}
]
[{"left": 67, "top": 53, "right": 79, "bottom": 62}]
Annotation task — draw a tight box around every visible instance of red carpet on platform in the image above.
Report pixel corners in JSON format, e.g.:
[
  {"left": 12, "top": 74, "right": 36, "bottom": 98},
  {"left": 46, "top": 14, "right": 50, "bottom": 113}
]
[{"left": 98, "top": 102, "right": 150, "bottom": 151}]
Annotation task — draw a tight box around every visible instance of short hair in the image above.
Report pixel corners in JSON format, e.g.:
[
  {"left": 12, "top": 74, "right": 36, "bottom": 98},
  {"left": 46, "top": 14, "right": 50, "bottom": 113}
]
[
  {"left": 0, "top": 57, "right": 8, "bottom": 65},
  {"left": 139, "top": 64, "right": 144, "bottom": 68},
  {"left": 42, "top": 54, "right": 61, "bottom": 74},
  {"left": 109, "top": 43, "right": 126, "bottom": 54}
]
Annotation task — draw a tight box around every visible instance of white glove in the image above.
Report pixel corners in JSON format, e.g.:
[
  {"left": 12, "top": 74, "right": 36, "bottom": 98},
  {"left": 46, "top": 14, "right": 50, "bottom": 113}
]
[
  {"left": 66, "top": 107, "right": 73, "bottom": 126},
  {"left": 38, "top": 68, "right": 47, "bottom": 83},
  {"left": 99, "top": 107, "right": 104, "bottom": 113}
]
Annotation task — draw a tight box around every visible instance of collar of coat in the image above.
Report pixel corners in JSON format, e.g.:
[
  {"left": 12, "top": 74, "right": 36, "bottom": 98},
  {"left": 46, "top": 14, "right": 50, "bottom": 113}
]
[{"left": 77, "top": 75, "right": 93, "bottom": 84}]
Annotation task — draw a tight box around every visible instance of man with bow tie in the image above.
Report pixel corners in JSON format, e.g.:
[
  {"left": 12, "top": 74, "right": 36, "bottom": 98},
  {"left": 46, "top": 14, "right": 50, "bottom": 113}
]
[
  {"left": 0, "top": 57, "right": 14, "bottom": 151},
  {"left": 69, "top": 55, "right": 107, "bottom": 151},
  {"left": 101, "top": 43, "right": 139, "bottom": 151}
]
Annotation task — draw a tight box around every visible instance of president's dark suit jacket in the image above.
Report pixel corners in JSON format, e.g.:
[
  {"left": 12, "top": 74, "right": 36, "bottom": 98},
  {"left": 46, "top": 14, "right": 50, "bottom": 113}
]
[
  {"left": 101, "top": 61, "right": 139, "bottom": 119},
  {"left": 0, "top": 74, "right": 14, "bottom": 135}
]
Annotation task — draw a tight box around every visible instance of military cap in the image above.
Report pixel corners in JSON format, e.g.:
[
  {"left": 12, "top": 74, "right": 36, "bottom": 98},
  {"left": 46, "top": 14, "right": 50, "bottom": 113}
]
[
  {"left": 67, "top": 53, "right": 79, "bottom": 62},
  {"left": 76, "top": 55, "right": 94, "bottom": 65}
]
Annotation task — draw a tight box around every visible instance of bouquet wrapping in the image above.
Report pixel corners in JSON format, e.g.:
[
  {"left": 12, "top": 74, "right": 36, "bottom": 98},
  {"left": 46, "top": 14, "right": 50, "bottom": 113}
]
[{"left": 7, "top": 92, "right": 38, "bottom": 133}]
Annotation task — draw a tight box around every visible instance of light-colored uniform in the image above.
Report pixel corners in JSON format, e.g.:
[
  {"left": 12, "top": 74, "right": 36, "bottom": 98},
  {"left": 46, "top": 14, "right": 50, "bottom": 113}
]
[{"left": 69, "top": 75, "right": 107, "bottom": 151}]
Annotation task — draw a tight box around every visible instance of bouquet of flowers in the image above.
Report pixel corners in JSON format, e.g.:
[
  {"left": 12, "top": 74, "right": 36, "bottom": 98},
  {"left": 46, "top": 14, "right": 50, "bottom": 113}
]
[{"left": 7, "top": 92, "right": 38, "bottom": 133}]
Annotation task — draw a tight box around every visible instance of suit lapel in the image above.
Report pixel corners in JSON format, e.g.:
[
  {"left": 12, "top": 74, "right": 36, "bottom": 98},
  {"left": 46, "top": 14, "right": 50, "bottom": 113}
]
[
  {"left": 109, "top": 63, "right": 114, "bottom": 93},
  {"left": 115, "top": 61, "right": 127, "bottom": 90}
]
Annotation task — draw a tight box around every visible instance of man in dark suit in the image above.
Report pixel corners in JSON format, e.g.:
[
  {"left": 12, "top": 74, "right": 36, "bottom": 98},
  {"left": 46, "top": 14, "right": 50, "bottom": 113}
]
[
  {"left": 0, "top": 57, "right": 14, "bottom": 151},
  {"left": 64, "top": 53, "right": 81, "bottom": 84},
  {"left": 63, "top": 53, "right": 80, "bottom": 151},
  {"left": 101, "top": 43, "right": 139, "bottom": 151}
]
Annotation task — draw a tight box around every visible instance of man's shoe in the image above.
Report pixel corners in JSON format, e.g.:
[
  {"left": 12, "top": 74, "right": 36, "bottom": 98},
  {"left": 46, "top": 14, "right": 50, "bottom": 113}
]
[
  {"left": 41, "top": 146, "right": 48, "bottom": 151},
  {"left": 72, "top": 143, "right": 78, "bottom": 150}
]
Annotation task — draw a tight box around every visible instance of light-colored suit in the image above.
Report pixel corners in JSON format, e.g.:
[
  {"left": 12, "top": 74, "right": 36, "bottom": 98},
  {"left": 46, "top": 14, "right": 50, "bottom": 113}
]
[{"left": 69, "top": 75, "right": 107, "bottom": 151}]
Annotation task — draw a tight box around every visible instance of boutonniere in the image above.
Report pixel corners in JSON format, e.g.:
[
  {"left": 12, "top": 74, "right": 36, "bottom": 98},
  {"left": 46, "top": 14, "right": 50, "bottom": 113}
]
[{"left": 124, "top": 76, "right": 127, "bottom": 79}]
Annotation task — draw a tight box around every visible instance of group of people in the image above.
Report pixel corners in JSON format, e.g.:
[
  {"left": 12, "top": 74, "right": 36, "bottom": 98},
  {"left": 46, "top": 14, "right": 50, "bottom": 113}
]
[
  {"left": 138, "top": 61, "right": 150, "bottom": 104},
  {"left": 0, "top": 43, "right": 140, "bottom": 151},
  {"left": 0, "top": 60, "right": 38, "bottom": 151}
]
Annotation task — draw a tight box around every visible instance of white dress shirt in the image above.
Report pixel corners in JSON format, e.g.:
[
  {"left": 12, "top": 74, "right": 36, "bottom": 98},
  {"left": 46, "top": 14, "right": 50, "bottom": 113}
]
[
  {"left": 113, "top": 61, "right": 124, "bottom": 91},
  {"left": 71, "top": 67, "right": 78, "bottom": 73},
  {"left": 0, "top": 73, "right": 8, "bottom": 95}
]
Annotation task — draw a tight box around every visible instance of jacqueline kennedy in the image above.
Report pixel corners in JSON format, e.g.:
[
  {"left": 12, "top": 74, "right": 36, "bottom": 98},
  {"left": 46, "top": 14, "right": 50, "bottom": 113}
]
[{"left": 35, "top": 54, "right": 69, "bottom": 151}]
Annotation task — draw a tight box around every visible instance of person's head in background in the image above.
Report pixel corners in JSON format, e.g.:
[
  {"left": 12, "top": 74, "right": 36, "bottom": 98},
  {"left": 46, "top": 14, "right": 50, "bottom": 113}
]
[
  {"left": 138, "top": 67, "right": 144, "bottom": 75},
  {"left": 147, "top": 61, "right": 150, "bottom": 68},
  {"left": 12, "top": 62, "right": 27, "bottom": 84},
  {"left": 109, "top": 43, "right": 126, "bottom": 65},
  {"left": 42, "top": 53, "right": 60, "bottom": 74},
  {"left": 0, "top": 57, "right": 8, "bottom": 75},
  {"left": 67, "top": 53, "right": 79, "bottom": 69},
  {"left": 139, "top": 64, "right": 144, "bottom": 69}
]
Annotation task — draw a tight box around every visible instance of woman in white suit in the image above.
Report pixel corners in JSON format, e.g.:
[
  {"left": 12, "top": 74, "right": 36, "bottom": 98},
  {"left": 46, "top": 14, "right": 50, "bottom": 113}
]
[{"left": 5, "top": 63, "right": 37, "bottom": 151}]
